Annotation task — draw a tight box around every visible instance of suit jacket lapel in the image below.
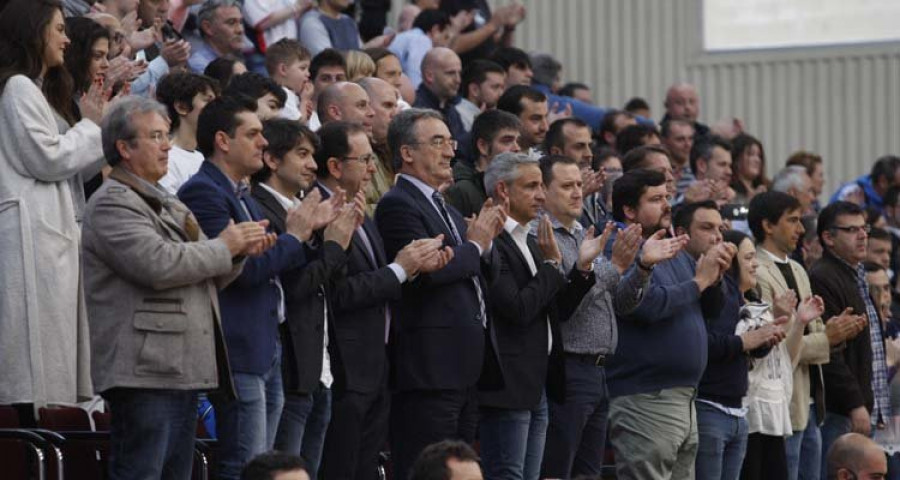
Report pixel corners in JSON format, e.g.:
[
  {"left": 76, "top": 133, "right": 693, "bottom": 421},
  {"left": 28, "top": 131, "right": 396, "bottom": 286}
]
[
  {"left": 201, "top": 161, "right": 253, "bottom": 222},
  {"left": 109, "top": 167, "right": 192, "bottom": 241},
  {"left": 251, "top": 186, "right": 287, "bottom": 233},
  {"left": 757, "top": 250, "right": 790, "bottom": 292},
  {"left": 397, "top": 177, "right": 459, "bottom": 243}
]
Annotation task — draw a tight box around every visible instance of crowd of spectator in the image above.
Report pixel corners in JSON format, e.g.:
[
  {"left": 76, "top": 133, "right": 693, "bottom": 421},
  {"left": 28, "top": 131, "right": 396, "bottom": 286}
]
[{"left": 2, "top": 0, "right": 900, "bottom": 479}]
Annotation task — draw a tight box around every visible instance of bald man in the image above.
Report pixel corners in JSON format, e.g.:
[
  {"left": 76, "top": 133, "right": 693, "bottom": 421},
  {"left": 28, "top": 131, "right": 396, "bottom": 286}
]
[
  {"left": 358, "top": 77, "right": 402, "bottom": 212},
  {"left": 414, "top": 47, "right": 468, "bottom": 160},
  {"left": 825, "top": 433, "right": 887, "bottom": 480},
  {"left": 317, "top": 81, "right": 376, "bottom": 137},
  {"left": 662, "top": 83, "right": 711, "bottom": 142}
]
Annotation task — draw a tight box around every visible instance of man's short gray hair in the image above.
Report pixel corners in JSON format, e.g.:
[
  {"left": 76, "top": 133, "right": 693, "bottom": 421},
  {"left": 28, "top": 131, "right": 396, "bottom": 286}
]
[
  {"left": 198, "top": 0, "right": 240, "bottom": 33},
  {"left": 530, "top": 53, "right": 562, "bottom": 88},
  {"left": 772, "top": 165, "right": 810, "bottom": 193},
  {"left": 101, "top": 96, "right": 169, "bottom": 167},
  {"left": 484, "top": 152, "right": 539, "bottom": 199},
  {"left": 387, "top": 108, "right": 446, "bottom": 171}
]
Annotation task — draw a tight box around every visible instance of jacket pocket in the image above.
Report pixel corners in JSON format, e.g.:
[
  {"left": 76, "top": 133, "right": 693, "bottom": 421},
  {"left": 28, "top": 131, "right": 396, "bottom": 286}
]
[{"left": 133, "top": 299, "right": 187, "bottom": 376}]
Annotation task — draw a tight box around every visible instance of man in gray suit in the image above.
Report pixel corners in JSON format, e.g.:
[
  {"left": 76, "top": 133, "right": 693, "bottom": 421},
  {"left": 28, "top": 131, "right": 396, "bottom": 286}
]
[{"left": 82, "top": 96, "right": 274, "bottom": 479}]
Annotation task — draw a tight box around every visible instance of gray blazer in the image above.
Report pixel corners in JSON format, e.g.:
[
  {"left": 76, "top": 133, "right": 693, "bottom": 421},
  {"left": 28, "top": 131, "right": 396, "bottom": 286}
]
[{"left": 82, "top": 167, "right": 242, "bottom": 395}]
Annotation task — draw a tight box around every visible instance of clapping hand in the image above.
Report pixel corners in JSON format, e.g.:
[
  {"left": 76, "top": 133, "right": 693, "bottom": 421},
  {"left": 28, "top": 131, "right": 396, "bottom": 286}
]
[
  {"left": 610, "top": 223, "right": 641, "bottom": 274},
  {"left": 796, "top": 295, "right": 825, "bottom": 326},
  {"left": 576, "top": 222, "right": 613, "bottom": 272},
  {"left": 639, "top": 229, "right": 689, "bottom": 268}
]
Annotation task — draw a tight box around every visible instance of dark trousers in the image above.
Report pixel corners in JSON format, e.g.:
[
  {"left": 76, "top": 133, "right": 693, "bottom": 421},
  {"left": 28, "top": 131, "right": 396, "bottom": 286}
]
[
  {"left": 542, "top": 356, "right": 610, "bottom": 478},
  {"left": 741, "top": 433, "right": 788, "bottom": 480},
  {"left": 390, "top": 388, "right": 478, "bottom": 480},
  {"left": 104, "top": 388, "right": 199, "bottom": 480},
  {"left": 321, "top": 383, "right": 390, "bottom": 480}
]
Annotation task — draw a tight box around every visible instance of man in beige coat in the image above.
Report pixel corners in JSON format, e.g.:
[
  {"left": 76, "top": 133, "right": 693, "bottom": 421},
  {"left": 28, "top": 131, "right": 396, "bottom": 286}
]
[
  {"left": 749, "top": 191, "right": 865, "bottom": 480},
  {"left": 82, "top": 97, "right": 273, "bottom": 479}
]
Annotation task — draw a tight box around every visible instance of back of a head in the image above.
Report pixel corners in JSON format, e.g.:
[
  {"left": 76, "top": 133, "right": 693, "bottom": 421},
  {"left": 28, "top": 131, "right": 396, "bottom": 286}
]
[
  {"left": 529, "top": 53, "right": 561, "bottom": 88},
  {"left": 224, "top": 71, "right": 286, "bottom": 106},
  {"left": 616, "top": 124, "right": 658, "bottom": 156},
  {"left": 624, "top": 96, "right": 650, "bottom": 114},
  {"left": 870, "top": 155, "right": 900, "bottom": 184},
  {"left": 826, "top": 433, "right": 883, "bottom": 480},
  {"left": 241, "top": 452, "right": 307, "bottom": 480},
  {"left": 409, "top": 439, "right": 481, "bottom": 480},
  {"left": 345, "top": 50, "right": 376, "bottom": 81},
  {"left": 497, "top": 85, "right": 545, "bottom": 117},
  {"left": 490, "top": 46, "right": 531, "bottom": 72},
  {"left": 412, "top": 8, "right": 450, "bottom": 33},
  {"left": 558, "top": 82, "right": 589, "bottom": 99},
  {"left": 204, "top": 57, "right": 242, "bottom": 89}
]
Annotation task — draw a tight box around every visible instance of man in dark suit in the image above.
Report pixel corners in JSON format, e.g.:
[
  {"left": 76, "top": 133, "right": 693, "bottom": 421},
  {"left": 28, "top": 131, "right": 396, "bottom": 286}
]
[
  {"left": 178, "top": 96, "right": 340, "bottom": 480},
  {"left": 249, "top": 118, "right": 356, "bottom": 479},
  {"left": 375, "top": 108, "right": 507, "bottom": 480},
  {"left": 313, "top": 121, "right": 449, "bottom": 480},
  {"left": 477, "top": 152, "right": 600, "bottom": 479}
]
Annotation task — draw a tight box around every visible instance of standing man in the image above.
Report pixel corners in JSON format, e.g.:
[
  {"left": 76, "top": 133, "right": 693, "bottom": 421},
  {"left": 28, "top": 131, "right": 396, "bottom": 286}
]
[
  {"left": 375, "top": 108, "right": 507, "bottom": 480},
  {"left": 542, "top": 118, "right": 607, "bottom": 230},
  {"left": 413, "top": 47, "right": 467, "bottom": 157},
  {"left": 84, "top": 97, "right": 269, "bottom": 478},
  {"left": 358, "top": 77, "right": 402, "bottom": 213},
  {"left": 661, "top": 83, "right": 711, "bottom": 142},
  {"left": 456, "top": 59, "right": 507, "bottom": 133},
  {"left": 660, "top": 117, "right": 696, "bottom": 196},
  {"left": 178, "top": 96, "right": 339, "bottom": 479}
]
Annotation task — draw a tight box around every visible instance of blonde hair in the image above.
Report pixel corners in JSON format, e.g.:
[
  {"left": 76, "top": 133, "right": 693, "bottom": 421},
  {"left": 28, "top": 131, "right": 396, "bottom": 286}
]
[{"left": 345, "top": 50, "right": 376, "bottom": 82}]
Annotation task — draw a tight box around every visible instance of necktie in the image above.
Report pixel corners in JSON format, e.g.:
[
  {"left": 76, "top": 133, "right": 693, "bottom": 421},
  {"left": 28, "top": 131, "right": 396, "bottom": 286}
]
[{"left": 431, "top": 190, "right": 487, "bottom": 327}]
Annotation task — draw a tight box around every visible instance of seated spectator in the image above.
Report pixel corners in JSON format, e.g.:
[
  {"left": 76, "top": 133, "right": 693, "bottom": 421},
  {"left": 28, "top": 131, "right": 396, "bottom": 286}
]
[
  {"left": 410, "top": 440, "right": 485, "bottom": 480},
  {"left": 786, "top": 150, "right": 826, "bottom": 212},
  {"left": 596, "top": 109, "right": 637, "bottom": 149},
  {"left": 298, "top": 0, "right": 393, "bottom": 56},
  {"left": 558, "top": 82, "right": 592, "bottom": 104},
  {"left": 316, "top": 82, "right": 375, "bottom": 135},
  {"left": 358, "top": 77, "right": 402, "bottom": 213},
  {"left": 867, "top": 227, "right": 893, "bottom": 273},
  {"left": 490, "top": 46, "right": 533, "bottom": 88},
  {"left": 389, "top": 8, "right": 452, "bottom": 88},
  {"left": 530, "top": 52, "right": 562, "bottom": 93},
  {"left": 824, "top": 433, "right": 888, "bottom": 480},
  {"left": 615, "top": 123, "right": 660, "bottom": 156},
  {"left": 831, "top": 155, "right": 900, "bottom": 215},
  {"left": 661, "top": 82, "right": 711, "bottom": 142},
  {"left": 345, "top": 49, "right": 376, "bottom": 81},
  {"left": 265, "top": 38, "right": 311, "bottom": 121},
  {"left": 624, "top": 96, "right": 651, "bottom": 119},
  {"left": 497, "top": 85, "right": 548, "bottom": 156},
  {"left": 730, "top": 133, "right": 769, "bottom": 205},
  {"left": 660, "top": 117, "right": 695, "bottom": 195},
  {"left": 771, "top": 165, "right": 817, "bottom": 215},
  {"left": 242, "top": 0, "right": 313, "bottom": 53},
  {"left": 241, "top": 452, "right": 310, "bottom": 480},
  {"left": 189, "top": 0, "right": 246, "bottom": 74},
  {"left": 84, "top": 96, "right": 265, "bottom": 480},
  {"left": 223, "top": 71, "right": 287, "bottom": 120},
  {"left": 621, "top": 145, "right": 677, "bottom": 199},
  {"left": 307, "top": 48, "right": 347, "bottom": 130},
  {"left": 204, "top": 56, "right": 248, "bottom": 88},
  {"left": 456, "top": 59, "right": 506, "bottom": 133},
  {"left": 156, "top": 72, "right": 220, "bottom": 194},
  {"left": 689, "top": 136, "right": 737, "bottom": 206}
]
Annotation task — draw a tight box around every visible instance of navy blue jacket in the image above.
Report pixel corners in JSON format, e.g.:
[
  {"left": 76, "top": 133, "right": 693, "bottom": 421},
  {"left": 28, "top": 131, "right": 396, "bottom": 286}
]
[
  {"left": 413, "top": 85, "right": 471, "bottom": 162},
  {"left": 178, "top": 161, "right": 307, "bottom": 375}
]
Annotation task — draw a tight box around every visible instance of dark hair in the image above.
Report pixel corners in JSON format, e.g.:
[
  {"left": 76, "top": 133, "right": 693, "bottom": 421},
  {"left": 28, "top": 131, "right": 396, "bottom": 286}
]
[
  {"left": 310, "top": 48, "right": 347, "bottom": 81},
  {"left": 543, "top": 118, "right": 589, "bottom": 157},
  {"left": 884, "top": 186, "right": 900, "bottom": 209},
  {"left": 597, "top": 109, "right": 631, "bottom": 146},
  {"left": 203, "top": 57, "right": 242, "bottom": 89},
  {"left": 155, "top": 72, "right": 220, "bottom": 131},
  {"left": 364, "top": 47, "right": 395, "bottom": 64},
  {"left": 539, "top": 154, "right": 578, "bottom": 187},
  {"left": 196, "top": 95, "right": 257, "bottom": 157},
  {"left": 253, "top": 118, "right": 320, "bottom": 183},
  {"left": 240, "top": 452, "right": 307, "bottom": 480},
  {"left": 659, "top": 117, "right": 693, "bottom": 140},
  {"left": 439, "top": 0, "right": 478, "bottom": 17},
  {"left": 223, "top": 72, "right": 286, "bottom": 107},
  {"left": 865, "top": 205, "right": 884, "bottom": 227},
  {"left": 730, "top": 133, "right": 769, "bottom": 195},
  {"left": 497, "top": 85, "right": 546, "bottom": 117},
  {"left": 817, "top": 201, "right": 865, "bottom": 247},
  {"left": 864, "top": 260, "right": 887, "bottom": 273},
  {"left": 673, "top": 200, "right": 719, "bottom": 234},
  {"left": 622, "top": 144, "right": 671, "bottom": 173},
  {"left": 592, "top": 146, "right": 620, "bottom": 172},
  {"left": 869, "top": 226, "right": 892, "bottom": 243},
  {"left": 314, "top": 121, "right": 367, "bottom": 178},
  {"left": 615, "top": 123, "right": 659, "bottom": 156},
  {"left": 470, "top": 109, "right": 520, "bottom": 163},
  {"left": 0, "top": 0, "right": 76, "bottom": 123},
  {"left": 264, "top": 38, "right": 310, "bottom": 76},
  {"left": 489, "top": 46, "right": 532, "bottom": 71},
  {"left": 747, "top": 191, "right": 802, "bottom": 243},
  {"left": 723, "top": 229, "right": 754, "bottom": 285},
  {"left": 612, "top": 168, "right": 666, "bottom": 222},
  {"left": 624, "top": 96, "right": 650, "bottom": 113},
  {"left": 461, "top": 59, "right": 504, "bottom": 100},
  {"left": 558, "top": 82, "right": 589, "bottom": 99},
  {"left": 785, "top": 150, "right": 823, "bottom": 177},
  {"left": 412, "top": 8, "right": 450, "bottom": 32},
  {"left": 690, "top": 135, "right": 732, "bottom": 177},
  {"left": 409, "top": 440, "right": 480, "bottom": 480},
  {"left": 63, "top": 17, "right": 110, "bottom": 95},
  {"left": 870, "top": 155, "right": 900, "bottom": 184}
]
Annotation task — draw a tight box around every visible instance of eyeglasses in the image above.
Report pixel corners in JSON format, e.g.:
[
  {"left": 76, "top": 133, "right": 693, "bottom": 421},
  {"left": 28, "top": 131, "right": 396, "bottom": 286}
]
[
  {"left": 831, "top": 224, "right": 871, "bottom": 235},
  {"left": 342, "top": 153, "right": 377, "bottom": 165},
  {"left": 133, "top": 131, "right": 172, "bottom": 145},
  {"left": 410, "top": 137, "right": 458, "bottom": 151}
]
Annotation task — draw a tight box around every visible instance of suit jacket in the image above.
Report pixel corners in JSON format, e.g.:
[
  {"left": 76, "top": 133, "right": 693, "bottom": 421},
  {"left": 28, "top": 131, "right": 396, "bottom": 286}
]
[
  {"left": 83, "top": 167, "right": 240, "bottom": 397},
  {"left": 375, "top": 175, "right": 503, "bottom": 391},
  {"left": 809, "top": 250, "right": 873, "bottom": 416},
  {"left": 755, "top": 249, "right": 829, "bottom": 430},
  {"left": 479, "top": 230, "right": 595, "bottom": 410},
  {"left": 251, "top": 184, "right": 348, "bottom": 394},
  {"left": 178, "top": 161, "right": 308, "bottom": 375}
]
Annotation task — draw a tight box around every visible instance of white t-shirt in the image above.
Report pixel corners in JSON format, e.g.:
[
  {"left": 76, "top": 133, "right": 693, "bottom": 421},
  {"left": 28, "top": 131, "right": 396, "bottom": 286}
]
[
  {"left": 242, "top": 0, "right": 299, "bottom": 50},
  {"left": 280, "top": 86, "right": 302, "bottom": 121},
  {"left": 160, "top": 145, "right": 205, "bottom": 195}
]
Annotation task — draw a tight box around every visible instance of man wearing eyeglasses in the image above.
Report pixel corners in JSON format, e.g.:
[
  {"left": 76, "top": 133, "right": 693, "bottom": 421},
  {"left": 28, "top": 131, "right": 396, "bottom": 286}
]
[
  {"left": 376, "top": 108, "right": 507, "bottom": 480},
  {"left": 810, "top": 201, "right": 891, "bottom": 477}
]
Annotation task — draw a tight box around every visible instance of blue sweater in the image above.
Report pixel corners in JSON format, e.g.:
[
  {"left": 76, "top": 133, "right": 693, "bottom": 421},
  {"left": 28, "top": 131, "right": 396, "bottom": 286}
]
[{"left": 606, "top": 251, "right": 713, "bottom": 398}]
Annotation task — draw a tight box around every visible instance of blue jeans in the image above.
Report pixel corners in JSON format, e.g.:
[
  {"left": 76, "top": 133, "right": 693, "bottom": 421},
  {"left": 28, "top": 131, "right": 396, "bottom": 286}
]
[
  {"left": 274, "top": 383, "right": 332, "bottom": 479},
  {"left": 819, "top": 412, "right": 852, "bottom": 480},
  {"left": 215, "top": 342, "right": 285, "bottom": 480},
  {"left": 543, "top": 357, "right": 610, "bottom": 478},
  {"left": 479, "top": 392, "right": 549, "bottom": 480},
  {"left": 785, "top": 404, "right": 821, "bottom": 480},
  {"left": 105, "top": 388, "right": 198, "bottom": 480},
  {"left": 694, "top": 401, "right": 748, "bottom": 480}
]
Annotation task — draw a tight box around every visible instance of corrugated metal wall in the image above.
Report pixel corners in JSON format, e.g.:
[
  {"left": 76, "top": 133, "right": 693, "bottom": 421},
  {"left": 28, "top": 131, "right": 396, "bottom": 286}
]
[{"left": 490, "top": 0, "right": 900, "bottom": 196}]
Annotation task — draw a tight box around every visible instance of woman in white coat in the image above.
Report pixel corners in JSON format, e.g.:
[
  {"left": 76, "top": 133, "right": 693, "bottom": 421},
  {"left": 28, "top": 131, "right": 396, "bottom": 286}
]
[{"left": 0, "top": 0, "right": 112, "bottom": 414}]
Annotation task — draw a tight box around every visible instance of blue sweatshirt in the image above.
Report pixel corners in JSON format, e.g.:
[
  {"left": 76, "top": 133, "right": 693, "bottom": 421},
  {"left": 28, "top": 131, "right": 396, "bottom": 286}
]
[{"left": 606, "top": 251, "right": 712, "bottom": 398}]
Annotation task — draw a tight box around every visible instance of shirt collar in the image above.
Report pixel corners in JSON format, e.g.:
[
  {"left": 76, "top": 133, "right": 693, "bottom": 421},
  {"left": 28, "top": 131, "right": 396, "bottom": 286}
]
[
  {"left": 760, "top": 246, "right": 790, "bottom": 264},
  {"left": 401, "top": 173, "right": 438, "bottom": 201},
  {"left": 257, "top": 182, "right": 300, "bottom": 210},
  {"left": 504, "top": 216, "right": 530, "bottom": 242}
]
